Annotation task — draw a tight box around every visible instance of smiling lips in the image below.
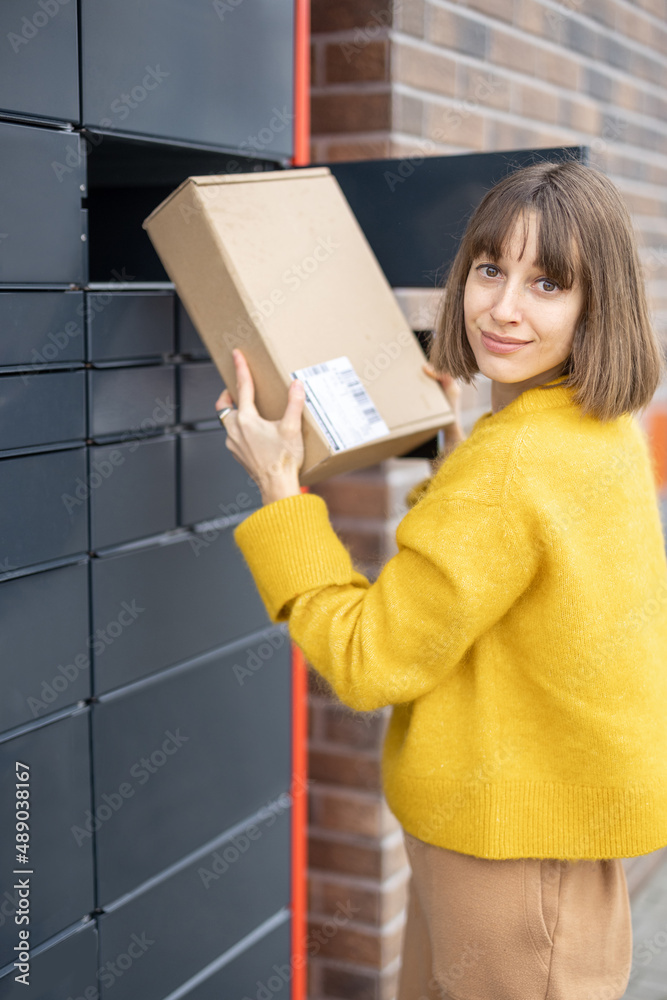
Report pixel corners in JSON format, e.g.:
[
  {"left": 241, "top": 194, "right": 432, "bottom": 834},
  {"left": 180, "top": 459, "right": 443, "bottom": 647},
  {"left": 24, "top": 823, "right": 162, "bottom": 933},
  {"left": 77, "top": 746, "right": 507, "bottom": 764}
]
[{"left": 481, "top": 331, "right": 531, "bottom": 354}]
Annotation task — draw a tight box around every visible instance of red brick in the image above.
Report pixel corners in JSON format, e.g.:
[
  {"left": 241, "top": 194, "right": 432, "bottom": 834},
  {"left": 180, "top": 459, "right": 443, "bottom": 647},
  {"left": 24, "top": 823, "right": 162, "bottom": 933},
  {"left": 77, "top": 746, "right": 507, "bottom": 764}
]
[
  {"left": 307, "top": 915, "right": 404, "bottom": 966},
  {"left": 455, "top": 65, "right": 511, "bottom": 112},
  {"left": 326, "top": 39, "right": 389, "bottom": 83},
  {"left": 308, "top": 872, "right": 382, "bottom": 922},
  {"left": 320, "top": 965, "right": 378, "bottom": 1000},
  {"left": 534, "top": 47, "right": 582, "bottom": 89},
  {"left": 489, "top": 28, "right": 539, "bottom": 73},
  {"left": 467, "top": 0, "right": 513, "bottom": 21},
  {"left": 424, "top": 102, "right": 485, "bottom": 150},
  {"left": 512, "top": 81, "right": 560, "bottom": 125},
  {"left": 559, "top": 97, "right": 602, "bottom": 135},
  {"left": 311, "top": 0, "right": 393, "bottom": 33},
  {"left": 392, "top": 41, "right": 457, "bottom": 97},
  {"left": 310, "top": 474, "right": 388, "bottom": 517},
  {"left": 311, "top": 92, "right": 391, "bottom": 133},
  {"left": 323, "top": 703, "right": 388, "bottom": 750},
  {"left": 324, "top": 138, "right": 393, "bottom": 160},
  {"left": 309, "top": 748, "right": 382, "bottom": 790},
  {"left": 310, "top": 787, "right": 385, "bottom": 837},
  {"left": 309, "top": 834, "right": 384, "bottom": 878},
  {"left": 393, "top": 0, "right": 425, "bottom": 37},
  {"left": 308, "top": 831, "right": 408, "bottom": 879}
]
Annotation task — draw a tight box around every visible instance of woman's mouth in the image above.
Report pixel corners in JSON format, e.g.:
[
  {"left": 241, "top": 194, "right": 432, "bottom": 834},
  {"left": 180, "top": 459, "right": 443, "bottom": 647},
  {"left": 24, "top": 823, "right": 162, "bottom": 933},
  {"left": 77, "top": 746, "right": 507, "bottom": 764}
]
[{"left": 481, "top": 331, "right": 531, "bottom": 354}]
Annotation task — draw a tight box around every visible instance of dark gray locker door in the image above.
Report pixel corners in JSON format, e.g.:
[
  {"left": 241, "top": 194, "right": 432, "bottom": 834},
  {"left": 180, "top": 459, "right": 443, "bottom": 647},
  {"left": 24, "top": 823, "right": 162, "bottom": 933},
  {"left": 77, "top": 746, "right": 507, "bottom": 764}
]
[
  {"left": 0, "top": 122, "right": 85, "bottom": 285},
  {"left": 89, "top": 434, "right": 177, "bottom": 550},
  {"left": 90, "top": 528, "right": 269, "bottom": 693},
  {"left": 88, "top": 365, "right": 176, "bottom": 438},
  {"left": 96, "top": 809, "right": 290, "bottom": 1000},
  {"left": 0, "top": 0, "right": 79, "bottom": 124},
  {"left": 180, "top": 363, "right": 224, "bottom": 425},
  {"left": 0, "top": 712, "right": 94, "bottom": 962},
  {"left": 93, "top": 634, "right": 291, "bottom": 904},
  {"left": 0, "top": 562, "right": 90, "bottom": 733},
  {"left": 0, "top": 448, "right": 88, "bottom": 571},
  {"left": 0, "top": 371, "right": 85, "bottom": 452},
  {"left": 181, "top": 919, "right": 291, "bottom": 1000},
  {"left": 177, "top": 298, "right": 209, "bottom": 359},
  {"left": 0, "top": 922, "right": 98, "bottom": 1000},
  {"left": 87, "top": 291, "right": 175, "bottom": 361},
  {"left": 0, "top": 291, "right": 84, "bottom": 367},
  {"left": 80, "top": 0, "right": 294, "bottom": 154},
  {"left": 180, "top": 427, "right": 261, "bottom": 526}
]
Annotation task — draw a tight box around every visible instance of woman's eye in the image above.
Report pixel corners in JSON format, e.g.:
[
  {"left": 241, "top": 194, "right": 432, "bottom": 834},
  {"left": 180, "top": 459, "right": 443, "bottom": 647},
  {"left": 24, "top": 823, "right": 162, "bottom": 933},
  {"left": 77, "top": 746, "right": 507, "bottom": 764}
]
[
  {"left": 538, "top": 278, "right": 560, "bottom": 293},
  {"left": 478, "top": 264, "right": 500, "bottom": 278}
]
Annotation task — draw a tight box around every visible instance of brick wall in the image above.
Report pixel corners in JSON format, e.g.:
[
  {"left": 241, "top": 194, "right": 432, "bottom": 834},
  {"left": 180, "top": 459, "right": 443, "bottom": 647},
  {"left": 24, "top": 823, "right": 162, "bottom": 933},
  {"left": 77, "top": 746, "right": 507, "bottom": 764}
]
[{"left": 306, "top": 3, "right": 667, "bottom": 996}]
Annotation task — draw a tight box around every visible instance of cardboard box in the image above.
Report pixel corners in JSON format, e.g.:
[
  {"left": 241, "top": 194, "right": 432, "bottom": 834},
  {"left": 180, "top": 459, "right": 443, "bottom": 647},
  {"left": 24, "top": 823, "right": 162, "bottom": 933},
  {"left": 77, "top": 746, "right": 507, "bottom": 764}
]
[{"left": 142, "top": 166, "right": 454, "bottom": 485}]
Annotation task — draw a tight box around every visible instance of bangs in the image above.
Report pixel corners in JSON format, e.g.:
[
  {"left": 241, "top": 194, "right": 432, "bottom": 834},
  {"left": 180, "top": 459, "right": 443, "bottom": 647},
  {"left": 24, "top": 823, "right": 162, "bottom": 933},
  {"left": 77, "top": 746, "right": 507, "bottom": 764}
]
[{"left": 468, "top": 184, "right": 580, "bottom": 291}]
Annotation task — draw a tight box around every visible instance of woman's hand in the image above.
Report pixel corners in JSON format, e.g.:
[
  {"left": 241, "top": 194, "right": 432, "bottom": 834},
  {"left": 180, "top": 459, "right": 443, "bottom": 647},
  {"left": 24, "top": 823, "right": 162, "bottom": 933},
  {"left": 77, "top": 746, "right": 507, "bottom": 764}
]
[
  {"left": 215, "top": 349, "right": 306, "bottom": 505},
  {"left": 422, "top": 362, "right": 466, "bottom": 468}
]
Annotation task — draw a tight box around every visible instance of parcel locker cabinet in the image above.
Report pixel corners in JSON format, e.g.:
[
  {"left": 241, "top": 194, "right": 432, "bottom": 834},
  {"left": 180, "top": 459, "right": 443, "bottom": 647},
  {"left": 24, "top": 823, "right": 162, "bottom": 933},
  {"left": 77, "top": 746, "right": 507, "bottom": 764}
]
[
  {"left": 179, "top": 428, "right": 262, "bottom": 527},
  {"left": 312, "top": 146, "right": 588, "bottom": 288},
  {"left": 0, "top": 121, "right": 85, "bottom": 285},
  {"left": 0, "top": 922, "right": 98, "bottom": 1000},
  {"left": 96, "top": 808, "right": 291, "bottom": 1000},
  {"left": 86, "top": 290, "right": 174, "bottom": 361},
  {"left": 92, "top": 633, "right": 291, "bottom": 904},
  {"left": 180, "top": 362, "right": 225, "bottom": 425},
  {"left": 0, "top": 0, "right": 79, "bottom": 124},
  {"left": 87, "top": 364, "right": 176, "bottom": 439},
  {"left": 89, "top": 434, "right": 177, "bottom": 550},
  {"left": 90, "top": 528, "right": 269, "bottom": 693},
  {"left": 180, "top": 920, "right": 291, "bottom": 1000},
  {"left": 0, "top": 370, "right": 86, "bottom": 454},
  {"left": 0, "top": 712, "right": 95, "bottom": 964},
  {"left": 177, "top": 297, "right": 210, "bottom": 359},
  {"left": 0, "top": 561, "right": 90, "bottom": 733},
  {"left": 0, "top": 291, "right": 84, "bottom": 367},
  {"left": 0, "top": 448, "right": 88, "bottom": 572},
  {"left": 80, "top": 0, "right": 294, "bottom": 155}
]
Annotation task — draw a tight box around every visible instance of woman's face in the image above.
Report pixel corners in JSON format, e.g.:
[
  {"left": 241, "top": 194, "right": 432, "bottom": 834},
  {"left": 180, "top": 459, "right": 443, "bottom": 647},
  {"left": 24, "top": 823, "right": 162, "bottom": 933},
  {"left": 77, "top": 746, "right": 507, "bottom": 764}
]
[{"left": 463, "top": 211, "right": 585, "bottom": 384}]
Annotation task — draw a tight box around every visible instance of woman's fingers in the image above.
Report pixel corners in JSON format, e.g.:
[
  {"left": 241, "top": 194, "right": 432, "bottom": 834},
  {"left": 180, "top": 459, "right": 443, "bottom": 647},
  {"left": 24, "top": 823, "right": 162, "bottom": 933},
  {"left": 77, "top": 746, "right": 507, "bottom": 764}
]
[
  {"left": 215, "top": 388, "right": 233, "bottom": 411},
  {"left": 280, "top": 379, "right": 305, "bottom": 435},
  {"left": 232, "top": 348, "right": 257, "bottom": 413}
]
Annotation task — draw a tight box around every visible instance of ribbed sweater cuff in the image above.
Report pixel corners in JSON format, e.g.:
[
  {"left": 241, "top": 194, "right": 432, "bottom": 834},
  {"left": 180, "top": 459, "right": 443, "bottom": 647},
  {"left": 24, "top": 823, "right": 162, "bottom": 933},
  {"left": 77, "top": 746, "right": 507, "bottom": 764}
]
[{"left": 233, "top": 493, "right": 354, "bottom": 622}]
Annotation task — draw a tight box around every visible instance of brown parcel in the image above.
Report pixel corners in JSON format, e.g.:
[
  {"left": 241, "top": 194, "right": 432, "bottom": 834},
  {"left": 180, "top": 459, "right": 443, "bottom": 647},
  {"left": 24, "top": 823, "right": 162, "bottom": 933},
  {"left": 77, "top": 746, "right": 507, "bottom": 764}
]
[{"left": 142, "top": 166, "right": 454, "bottom": 486}]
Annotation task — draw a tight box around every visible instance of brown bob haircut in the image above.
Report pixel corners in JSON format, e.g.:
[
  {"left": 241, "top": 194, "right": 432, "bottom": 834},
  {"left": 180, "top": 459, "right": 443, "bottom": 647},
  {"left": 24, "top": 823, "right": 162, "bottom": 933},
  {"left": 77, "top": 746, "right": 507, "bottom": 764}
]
[{"left": 428, "top": 158, "right": 666, "bottom": 421}]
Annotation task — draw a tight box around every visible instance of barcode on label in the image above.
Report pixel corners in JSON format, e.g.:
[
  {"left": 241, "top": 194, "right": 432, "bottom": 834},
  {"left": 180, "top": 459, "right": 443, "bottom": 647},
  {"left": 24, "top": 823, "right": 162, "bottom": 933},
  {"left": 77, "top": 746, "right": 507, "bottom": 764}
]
[{"left": 291, "top": 355, "right": 390, "bottom": 453}]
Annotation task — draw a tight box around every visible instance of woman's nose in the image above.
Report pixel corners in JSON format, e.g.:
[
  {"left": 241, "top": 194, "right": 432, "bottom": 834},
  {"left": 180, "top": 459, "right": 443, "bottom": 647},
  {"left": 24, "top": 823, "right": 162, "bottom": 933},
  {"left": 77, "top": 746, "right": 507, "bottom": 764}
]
[{"left": 490, "top": 282, "right": 522, "bottom": 325}]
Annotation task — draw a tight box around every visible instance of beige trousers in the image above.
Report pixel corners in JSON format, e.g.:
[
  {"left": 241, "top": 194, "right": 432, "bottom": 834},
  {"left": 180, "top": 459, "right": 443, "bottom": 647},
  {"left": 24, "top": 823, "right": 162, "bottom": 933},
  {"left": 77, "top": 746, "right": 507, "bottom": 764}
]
[{"left": 397, "top": 830, "right": 633, "bottom": 1000}]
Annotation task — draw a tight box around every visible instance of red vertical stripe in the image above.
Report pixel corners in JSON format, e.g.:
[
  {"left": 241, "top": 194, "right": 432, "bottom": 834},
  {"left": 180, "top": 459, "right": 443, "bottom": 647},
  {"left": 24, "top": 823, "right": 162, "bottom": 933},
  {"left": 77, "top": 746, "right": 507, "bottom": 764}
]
[
  {"left": 648, "top": 409, "right": 667, "bottom": 492},
  {"left": 290, "top": 640, "right": 308, "bottom": 1000},
  {"left": 291, "top": 4, "right": 310, "bottom": 989},
  {"left": 292, "top": 0, "right": 310, "bottom": 167}
]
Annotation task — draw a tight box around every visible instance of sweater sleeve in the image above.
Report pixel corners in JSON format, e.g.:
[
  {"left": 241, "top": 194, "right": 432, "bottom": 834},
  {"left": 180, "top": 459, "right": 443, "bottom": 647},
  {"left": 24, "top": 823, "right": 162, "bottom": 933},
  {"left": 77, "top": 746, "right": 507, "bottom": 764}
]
[{"left": 233, "top": 489, "right": 537, "bottom": 711}]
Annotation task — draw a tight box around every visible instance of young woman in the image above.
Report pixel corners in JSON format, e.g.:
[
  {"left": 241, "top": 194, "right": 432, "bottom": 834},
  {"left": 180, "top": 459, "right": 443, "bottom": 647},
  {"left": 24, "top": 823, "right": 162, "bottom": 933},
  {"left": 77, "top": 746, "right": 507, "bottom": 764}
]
[{"left": 214, "top": 160, "right": 667, "bottom": 999}]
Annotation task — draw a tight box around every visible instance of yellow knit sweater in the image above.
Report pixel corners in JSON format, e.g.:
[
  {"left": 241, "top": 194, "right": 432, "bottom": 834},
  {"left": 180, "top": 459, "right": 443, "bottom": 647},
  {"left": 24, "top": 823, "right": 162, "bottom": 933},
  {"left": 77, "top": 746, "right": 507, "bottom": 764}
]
[{"left": 233, "top": 378, "right": 667, "bottom": 859}]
